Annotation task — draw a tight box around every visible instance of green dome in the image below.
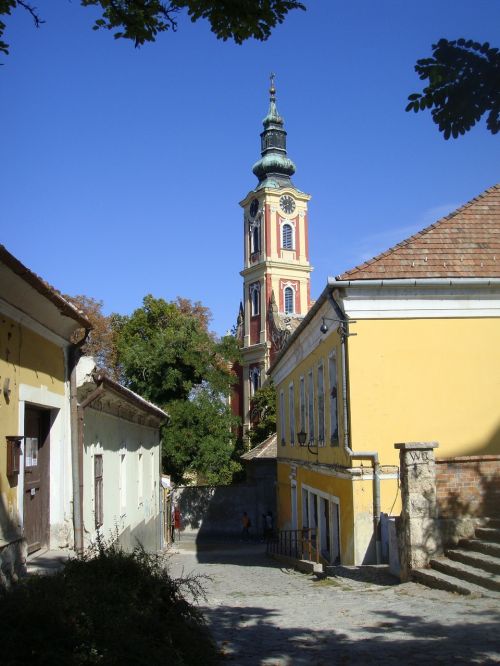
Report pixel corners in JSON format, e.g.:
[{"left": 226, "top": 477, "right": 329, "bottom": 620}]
[{"left": 251, "top": 75, "right": 296, "bottom": 190}]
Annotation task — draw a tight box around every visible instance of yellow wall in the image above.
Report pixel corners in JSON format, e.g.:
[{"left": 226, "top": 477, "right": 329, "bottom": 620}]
[
  {"left": 347, "top": 317, "right": 500, "bottom": 464},
  {"left": 0, "top": 314, "right": 66, "bottom": 541},
  {"left": 276, "top": 327, "right": 351, "bottom": 468}
]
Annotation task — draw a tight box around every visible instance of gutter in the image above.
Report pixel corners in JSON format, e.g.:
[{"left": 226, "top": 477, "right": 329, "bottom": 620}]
[
  {"left": 328, "top": 290, "right": 381, "bottom": 564},
  {"left": 328, "top": 277, "right": 500, "bottom": 288}
]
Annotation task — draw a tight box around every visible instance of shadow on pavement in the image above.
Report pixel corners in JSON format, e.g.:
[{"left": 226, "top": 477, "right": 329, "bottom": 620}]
[{"left": 204, "top": 603, "right": 500, "bottom": 665}]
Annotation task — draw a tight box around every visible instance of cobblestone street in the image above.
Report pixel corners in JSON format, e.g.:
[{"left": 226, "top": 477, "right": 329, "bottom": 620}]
[{"left": 168, "top": 535, "right": 500, "bottom": 665}]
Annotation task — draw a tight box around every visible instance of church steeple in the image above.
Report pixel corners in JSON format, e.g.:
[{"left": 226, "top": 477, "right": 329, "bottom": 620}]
[{"left": 252, "top": 74, "right": 296, "bottom": 190}]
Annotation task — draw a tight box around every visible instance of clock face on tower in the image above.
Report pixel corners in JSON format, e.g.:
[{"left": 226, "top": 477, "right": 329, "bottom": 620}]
[
  {"left": 279, "top": 195, "right": 296, "bottom": 215},
  {"left": 249, "top": 198, "right": 259, "bottom": 218}
]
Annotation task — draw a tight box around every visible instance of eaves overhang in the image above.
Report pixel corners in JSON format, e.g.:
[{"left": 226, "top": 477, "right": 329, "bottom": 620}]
[{"left": 0, "top": 245, "right": 92, "bottom": 342}]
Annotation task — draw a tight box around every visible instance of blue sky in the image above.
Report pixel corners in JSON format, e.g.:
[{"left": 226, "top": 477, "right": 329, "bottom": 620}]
[{"left": 2, "top": 1, "right": 499, "bottom": 336}]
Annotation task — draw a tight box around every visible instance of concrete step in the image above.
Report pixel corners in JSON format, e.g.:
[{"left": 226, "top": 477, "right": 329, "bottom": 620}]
[
  {"left": 458, "top": 538, "right": 500, "bottom": 558},
  {"left": 445, "top": 548, "right": 500, "bottom": 574},
  {"left": 484, "top": 518, "right": 500, "bottom": 529},
  {"left": 430, "top": 557, "right": 500, "bottom": 593},
  {"left": 446, "top": 547, "right": 500, "bottom": 576},
  {"left": 412, "top": 568, "right": 485, "bottom": 597},
  {"left": 475, "top": 527, "right": 500, "bottom": 543}
]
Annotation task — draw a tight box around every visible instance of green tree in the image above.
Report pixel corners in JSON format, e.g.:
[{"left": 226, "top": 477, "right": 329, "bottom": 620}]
[
  {"left": 248, "top": 380, "right": 276, "bottom": 448},
  {"left": 163, "top": 386, "right": 242, "bottom": 485},
  {"left": 407, "top": 38, "right": 500, "bottom": 139},
  {"left": 115, "top": 294, "right": 241, "bottom": 484},
  {"left": 0, "top": 0, "right": 305, "bottom": 56}
]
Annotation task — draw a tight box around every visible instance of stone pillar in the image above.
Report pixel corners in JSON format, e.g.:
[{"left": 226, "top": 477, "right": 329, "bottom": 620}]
[{"left": 394, "top": 442, "right": 442, "bottom": 582}]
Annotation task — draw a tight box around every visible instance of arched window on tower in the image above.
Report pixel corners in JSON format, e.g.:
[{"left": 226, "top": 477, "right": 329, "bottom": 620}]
[
  {"left": 250, "top": 283, "right": 260, "bottom": 316},
  {"left": 250, "top": 367, "right": 261, "bottom": 396},
  {"left": 282, "top": 223, "right": 293, "bottom": 250},
  {"left": 251, "top": 225, "right": 260, "bottom": 254},
  {"left": 284, "top": 286, "right": 294, "bottom": 314}
]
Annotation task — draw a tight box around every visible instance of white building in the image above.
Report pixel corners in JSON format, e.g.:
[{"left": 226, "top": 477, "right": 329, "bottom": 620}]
[{"left": 77, "top": 358, "right": 167, "bottom": 553}]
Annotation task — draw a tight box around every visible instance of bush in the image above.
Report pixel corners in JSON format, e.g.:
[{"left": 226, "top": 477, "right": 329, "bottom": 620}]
[{"left": 0, "top": 538, "right": 218, "bottom": 665}]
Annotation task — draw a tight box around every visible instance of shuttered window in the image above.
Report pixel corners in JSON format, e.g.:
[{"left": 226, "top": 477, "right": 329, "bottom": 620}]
[
  {"left": 94, "top": 455, "right": 103, "bottom": 528},
  {"left": 284, "top": 287, "right": 294, "bottom": 314},
  {"left": 282, "top": 223, "right": 293, "bottom": 249}
]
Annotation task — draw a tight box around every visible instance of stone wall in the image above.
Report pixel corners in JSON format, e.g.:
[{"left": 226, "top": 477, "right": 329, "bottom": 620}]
[
  {"left": 175, "top": 478, "right": 276, "bottom": 539},
  {"left": 436, "top": 455, "right": 500, "bottom": 518},
  {"left": 435, "top": 454, "right": 500, "bottom": 543}
]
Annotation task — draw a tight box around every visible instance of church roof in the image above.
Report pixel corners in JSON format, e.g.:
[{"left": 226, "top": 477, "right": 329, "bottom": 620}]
[{"left": 338, "top": 184, "right": 500, "bottom": 280}]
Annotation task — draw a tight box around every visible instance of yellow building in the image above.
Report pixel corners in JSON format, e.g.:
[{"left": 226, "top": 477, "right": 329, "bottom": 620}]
[
  {"left": 269, "top": 184, "right": 500, "bottom": 566},
  {"left": 0, "top": 246, "right": 91, "bottom": 583}
]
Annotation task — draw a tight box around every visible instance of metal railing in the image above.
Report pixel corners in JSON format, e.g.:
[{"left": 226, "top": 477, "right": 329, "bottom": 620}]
[{"left": 267, "top": 528, "right": 319, "bottom": 564}]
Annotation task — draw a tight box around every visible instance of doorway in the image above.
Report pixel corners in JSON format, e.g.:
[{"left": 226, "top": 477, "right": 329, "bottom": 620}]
[{"left": 24, "top": 406, "right": 51, "bottom": 553}]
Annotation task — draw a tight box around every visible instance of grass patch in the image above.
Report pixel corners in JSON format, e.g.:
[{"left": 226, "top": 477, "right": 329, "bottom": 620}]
[{"left": 0, "top": 537, "right": 218, "bottom": 665}]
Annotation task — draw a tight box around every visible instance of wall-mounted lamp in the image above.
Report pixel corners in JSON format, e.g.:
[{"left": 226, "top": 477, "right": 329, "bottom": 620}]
[
  {"left": 319, "top": 316, "right": 357, "bottom": 338},
  {"left": 297, "top": 430, "right": 318, "bottom": 455}
]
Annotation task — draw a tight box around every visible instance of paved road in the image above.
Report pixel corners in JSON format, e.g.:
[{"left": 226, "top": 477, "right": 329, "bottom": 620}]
[{"left": 168, "top": 534, "right": 500, "bottom": 665}]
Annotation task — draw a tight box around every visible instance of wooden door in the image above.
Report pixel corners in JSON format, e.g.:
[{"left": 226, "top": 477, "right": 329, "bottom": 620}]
[{"left": 24, "top": 407, "right": 50, "bottom": 554}]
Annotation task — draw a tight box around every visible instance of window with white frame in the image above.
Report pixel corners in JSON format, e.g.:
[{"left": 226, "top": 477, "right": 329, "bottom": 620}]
[
  {"left": 299, "top": 376, "right": 306, "bottom": 434},
  {"left": 250, "top": 283, "right": 260, "bottom": 316},
  {"left": 329, "top": 353, "right": 339, "bottom": 445},
  {"left": 317, "top": 363, "right": 325, "bottom": 445},
  {"left": 282, "top": 223, "right": 293, "bottom": 249},
  {"left": 308, "top": 370, "right": 315, "bottom": 443},
  {"left": 279, "top": 390, "right": 285, "bottom": 445},
  {"left": 250, "top": 223, "right": 260, "bottom": 254},
  {"left": 94, "top": 454, "right": 103, "bottom": 528},
  {"left": 284, "top": 286, "right": 294, "bottom": 314},
  {"left": 289, "top": 383, "right": 295, "bottom": 445},
  {"left": 120, "top": 450, "right": 127, "bottom": 514},
  {"left": 138, "top": 451, "right": 143, "bottom": 505}
]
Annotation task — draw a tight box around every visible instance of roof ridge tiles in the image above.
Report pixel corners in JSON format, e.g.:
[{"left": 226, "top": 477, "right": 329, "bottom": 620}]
[{"left": 337, "top": 183, "right": 500, "bottom": 280}]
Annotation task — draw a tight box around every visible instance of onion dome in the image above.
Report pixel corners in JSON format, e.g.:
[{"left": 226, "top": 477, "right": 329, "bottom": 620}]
[{"left": 252, "top": 74, "right": 296, "bottom": 190}]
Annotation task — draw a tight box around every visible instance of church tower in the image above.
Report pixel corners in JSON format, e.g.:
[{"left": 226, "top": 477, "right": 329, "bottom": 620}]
[{"left": 235, "top": 75, "right": 313, "bottom": 440}]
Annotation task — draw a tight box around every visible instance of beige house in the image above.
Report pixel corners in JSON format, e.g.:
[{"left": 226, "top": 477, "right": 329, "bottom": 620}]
[{"left": 0, "top": 245, "right": 91, "bottom": 584}]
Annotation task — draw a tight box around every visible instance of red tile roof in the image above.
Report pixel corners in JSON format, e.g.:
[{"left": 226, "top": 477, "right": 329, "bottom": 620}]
[{"left": 337, "top": 184, "right": 500, "bottom": 280}]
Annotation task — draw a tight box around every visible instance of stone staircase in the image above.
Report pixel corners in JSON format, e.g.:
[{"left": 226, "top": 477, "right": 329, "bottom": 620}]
[{"left": 413, "top": 518, "right": 500, "bottom": 598}]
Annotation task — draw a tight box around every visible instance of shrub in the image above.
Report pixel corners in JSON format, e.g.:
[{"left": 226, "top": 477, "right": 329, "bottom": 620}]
[{"left": 0, "top": 538, "right": 218, "bottom": 665}]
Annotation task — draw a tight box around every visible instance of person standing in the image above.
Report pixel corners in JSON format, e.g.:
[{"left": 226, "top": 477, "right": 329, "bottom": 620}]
[{"left": 241, "top": 512, "right": 251, "bottom": 541}]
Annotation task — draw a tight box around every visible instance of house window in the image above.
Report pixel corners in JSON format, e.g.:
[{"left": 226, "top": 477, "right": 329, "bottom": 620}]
[
  {"left": 317, "top": 363, "right": 325, "bottom": 446},
  {"left": 138, "top": 452, "right": 143, "bottom": 505},
  {"left": 299, "top": 376, "right": 306, "bottom": 433},
  {"left": 329, "top": 353, "right": 339, "bottom": 445},
  {"left": 308, "top": 370, "right": 315, "bottom": 443},
  {"left": 94, "top": 455, "right": 103, "bottom": 528},
  {"left": 282, "top": 223, "right": 293, "bottom": 249},
  {"left": 280, "top": 390, "right": 285, "bottom": 445},
  {"left": 250, "top": 283, "right": 260, "bottom": 316},
  {"left": 284, "top": 286, "right": 294, "bottom": 314},
  {"left": 120, "top": 451, "right": 126, "bottom": 514},
  {"left": 289, "top": 383, "right": 295, "bottom": 446}
]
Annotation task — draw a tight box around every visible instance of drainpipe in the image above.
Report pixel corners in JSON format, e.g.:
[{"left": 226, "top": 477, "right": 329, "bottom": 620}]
[{"left": 328, "top": 291, "right": 381, "bottom": 564}]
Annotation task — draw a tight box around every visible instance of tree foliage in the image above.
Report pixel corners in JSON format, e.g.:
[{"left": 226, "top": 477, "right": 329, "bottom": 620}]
[
  {"left": 65, "top": 293, "right": 121, "bottom": 379},
  {"left": 1, "top": 0, "right": 305, "bottom": 56},
  {"left": 115, "top": 295, "right": 241, "bottom": 484},
  {"left": 248, "top": 380, "right": 276, "bottom": 448},
  {"left": 407, "top": 38, "right": 500, "bottom": 139},
  {"left": 162, "top": 386, "right": 242, "bottom": 485},
  {"left": 115, "top": 294, "right": 237, "bottom": 405}
]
